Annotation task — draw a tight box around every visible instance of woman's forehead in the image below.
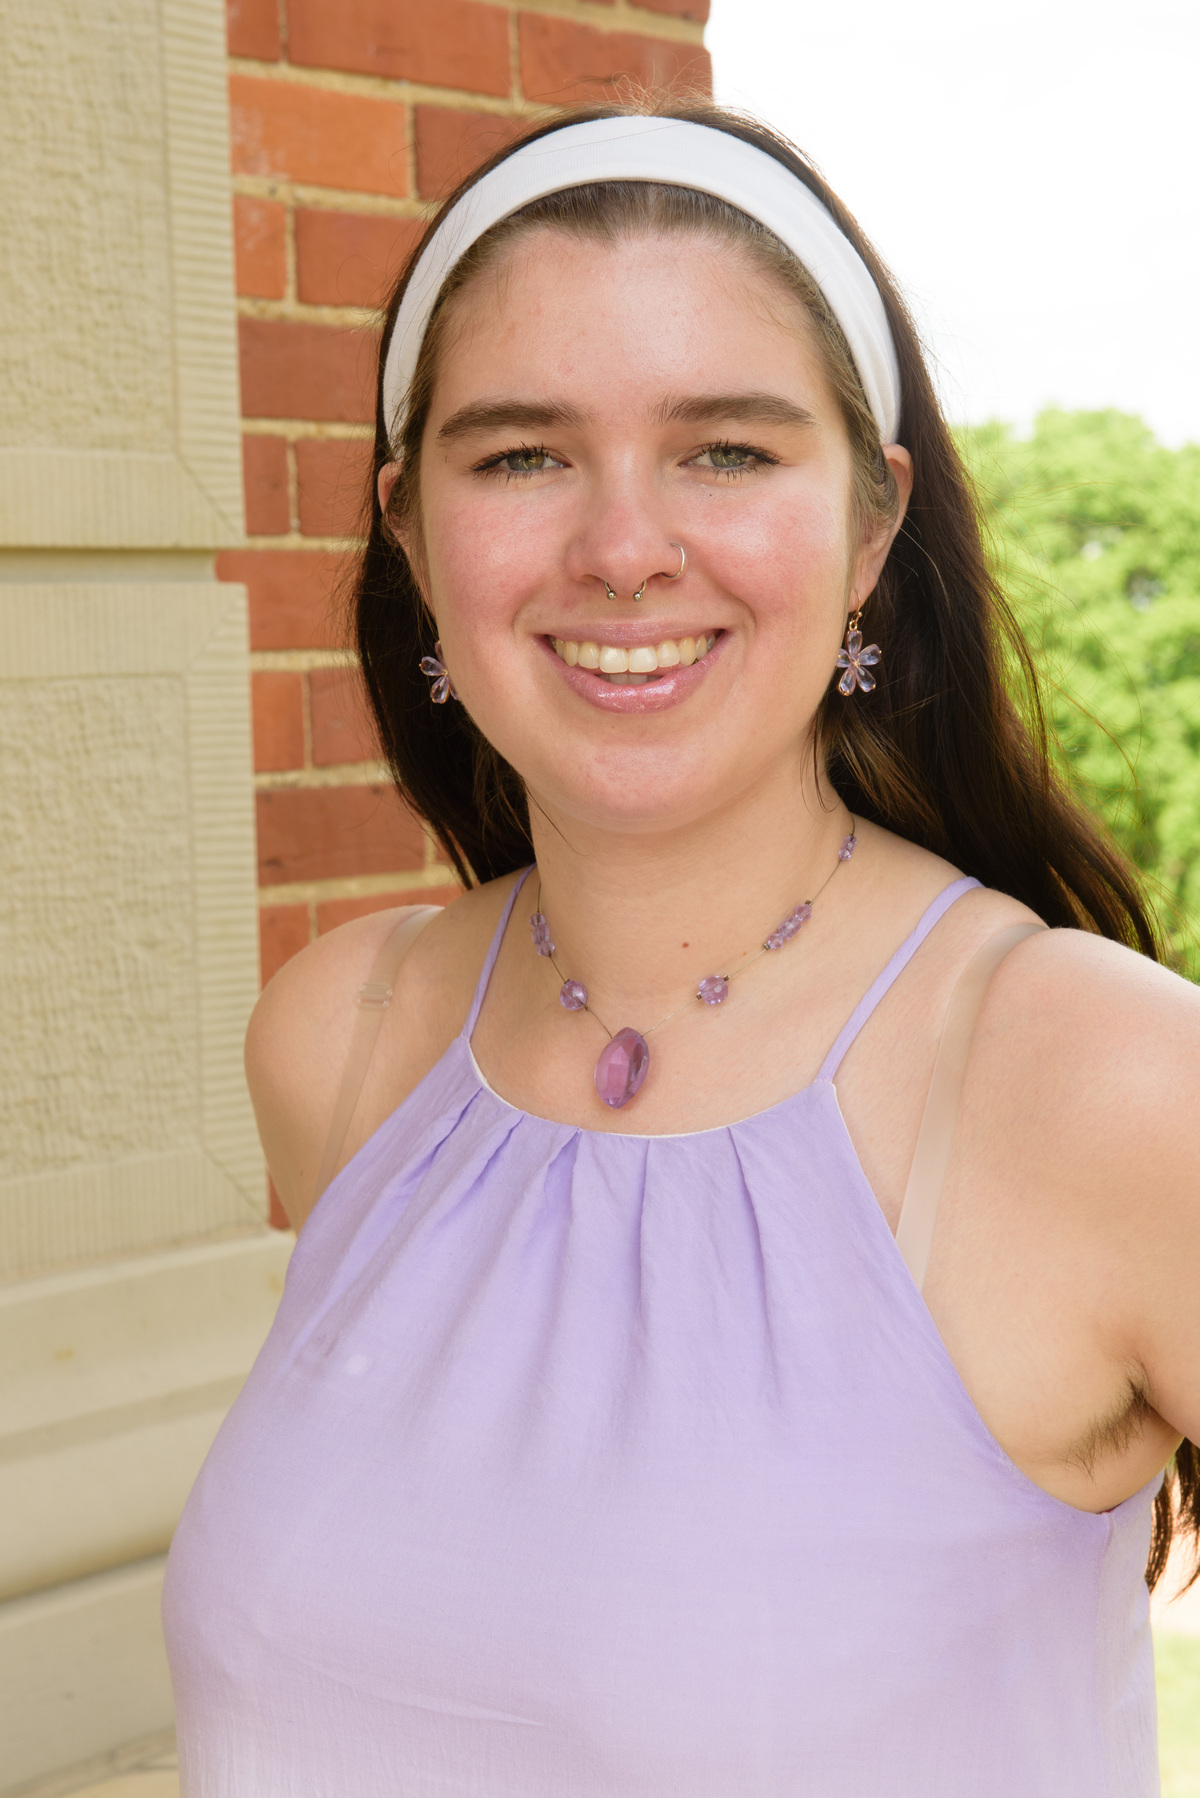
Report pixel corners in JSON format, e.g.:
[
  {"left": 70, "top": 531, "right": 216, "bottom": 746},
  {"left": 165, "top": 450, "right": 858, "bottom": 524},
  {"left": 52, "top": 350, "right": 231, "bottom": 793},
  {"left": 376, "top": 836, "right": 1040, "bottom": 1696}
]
[
  {"left": 432, "top": 229, "right": 827, "bottom": 413},
  {"left": 467, "top": 224, "right": 799, "bottom": 319}
]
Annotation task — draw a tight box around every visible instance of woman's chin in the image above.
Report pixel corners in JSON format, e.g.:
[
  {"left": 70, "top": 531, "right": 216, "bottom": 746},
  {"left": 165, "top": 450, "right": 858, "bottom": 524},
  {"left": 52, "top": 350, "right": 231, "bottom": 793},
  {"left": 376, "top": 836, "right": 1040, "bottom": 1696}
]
[{"left": 522, "top": 757, "right": 752, "bottom": 839}]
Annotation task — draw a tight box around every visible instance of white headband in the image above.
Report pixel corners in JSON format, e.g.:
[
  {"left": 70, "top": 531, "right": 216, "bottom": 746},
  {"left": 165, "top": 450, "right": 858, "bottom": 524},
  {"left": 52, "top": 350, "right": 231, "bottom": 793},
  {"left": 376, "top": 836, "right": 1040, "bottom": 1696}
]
[{"left": 381, "top": 115, "right": 902, "bottom": 450}]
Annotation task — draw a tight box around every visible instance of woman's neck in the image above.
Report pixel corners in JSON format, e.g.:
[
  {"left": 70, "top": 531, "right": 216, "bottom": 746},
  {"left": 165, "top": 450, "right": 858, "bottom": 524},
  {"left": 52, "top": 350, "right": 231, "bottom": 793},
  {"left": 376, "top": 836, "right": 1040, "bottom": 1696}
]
[{"left": 523, "top": 755, "right": 854, "bottom": 1023}]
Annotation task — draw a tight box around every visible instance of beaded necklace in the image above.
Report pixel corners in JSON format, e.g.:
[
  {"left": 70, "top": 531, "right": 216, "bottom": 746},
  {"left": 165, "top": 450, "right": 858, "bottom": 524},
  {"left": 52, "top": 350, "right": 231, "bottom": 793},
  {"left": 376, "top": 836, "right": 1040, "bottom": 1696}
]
[{"left": 529, "top": 825, "right": 858, "bottom": 1109}]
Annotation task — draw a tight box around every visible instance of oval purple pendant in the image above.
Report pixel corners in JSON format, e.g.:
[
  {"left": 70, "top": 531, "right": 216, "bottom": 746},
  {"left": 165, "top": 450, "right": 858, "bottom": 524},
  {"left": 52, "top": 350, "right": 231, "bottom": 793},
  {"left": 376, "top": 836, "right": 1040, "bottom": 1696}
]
[{"left": 594, "top": 1027, "right": 649, "bottom": 1109}]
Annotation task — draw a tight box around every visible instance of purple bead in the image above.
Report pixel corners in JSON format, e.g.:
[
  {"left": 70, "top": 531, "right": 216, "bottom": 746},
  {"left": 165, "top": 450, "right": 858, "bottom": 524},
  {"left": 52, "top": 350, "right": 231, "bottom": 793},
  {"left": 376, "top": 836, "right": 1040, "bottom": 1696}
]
[
  {"left": 838, "top": 833, "right": 857, "bottom": 861},
  {"left": 594, "top": 1027, "right": 650, "bottom": 1109},
  {"left": 559, "top": 979, "right": 588, "bottom": 1011},
  {"left": 697, "top": 974, "right": 729, "bottom": 1005},
  {"left": 765, "top": 902, "right": 812, "bottom": 949},
  {"left": 529, "top": 912, "right": 555, "bottom": 957}
]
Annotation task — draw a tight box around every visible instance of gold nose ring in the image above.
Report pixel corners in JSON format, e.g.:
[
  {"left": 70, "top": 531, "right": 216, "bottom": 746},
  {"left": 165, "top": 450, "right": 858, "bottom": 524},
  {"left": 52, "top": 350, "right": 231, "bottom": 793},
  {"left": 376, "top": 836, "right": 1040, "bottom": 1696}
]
[{"left": 603, "top": 543, "right": 686, "bottom": 602}]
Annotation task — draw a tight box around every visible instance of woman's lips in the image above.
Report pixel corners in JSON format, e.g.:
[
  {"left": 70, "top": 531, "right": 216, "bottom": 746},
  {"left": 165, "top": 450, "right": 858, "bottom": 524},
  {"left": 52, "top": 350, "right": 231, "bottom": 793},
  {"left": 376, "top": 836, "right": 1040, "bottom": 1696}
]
[{"left": 539, "top": 631, "right": 726, "bottom": 713}]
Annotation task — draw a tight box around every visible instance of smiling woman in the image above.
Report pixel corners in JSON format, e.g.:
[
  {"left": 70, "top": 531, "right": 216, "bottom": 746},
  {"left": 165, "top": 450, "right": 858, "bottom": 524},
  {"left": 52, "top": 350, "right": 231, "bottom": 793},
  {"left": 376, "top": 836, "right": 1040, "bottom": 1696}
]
[{"left": 162, "top": 99, "right": 1200, "bottom": 1798}]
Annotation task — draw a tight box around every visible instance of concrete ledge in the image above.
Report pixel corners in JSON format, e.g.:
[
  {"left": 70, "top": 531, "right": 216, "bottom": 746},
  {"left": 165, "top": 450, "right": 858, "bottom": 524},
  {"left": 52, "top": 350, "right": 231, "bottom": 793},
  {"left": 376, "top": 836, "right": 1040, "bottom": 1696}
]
[
  {"left": 0, "top": 1232, "right": 293, "bottom": 1602},
  {"left": 0, "top": 1558, "right": 172, "bottom": 1796}
]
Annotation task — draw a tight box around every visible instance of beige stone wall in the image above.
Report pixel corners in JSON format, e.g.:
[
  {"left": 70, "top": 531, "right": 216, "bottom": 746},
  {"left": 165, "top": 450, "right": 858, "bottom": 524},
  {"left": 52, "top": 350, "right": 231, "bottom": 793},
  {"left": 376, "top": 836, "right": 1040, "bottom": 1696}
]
[
  {"left": 0, "top": 586, "right": 264, "bottom": 1277},
  {"left": 0, "top": 0, "right": 243, "bottom": 546},
  {"left": 0, "top": 3, "right": 289, "bottom": 1789}
]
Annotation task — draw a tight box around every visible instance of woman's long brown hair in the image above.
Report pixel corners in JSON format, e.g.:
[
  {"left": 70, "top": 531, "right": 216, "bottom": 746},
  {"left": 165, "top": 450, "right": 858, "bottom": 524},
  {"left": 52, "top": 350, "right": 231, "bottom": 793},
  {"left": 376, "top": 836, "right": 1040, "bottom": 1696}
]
[{"left": 351, "top": 96, "right": 1196, "bottom": 1592}]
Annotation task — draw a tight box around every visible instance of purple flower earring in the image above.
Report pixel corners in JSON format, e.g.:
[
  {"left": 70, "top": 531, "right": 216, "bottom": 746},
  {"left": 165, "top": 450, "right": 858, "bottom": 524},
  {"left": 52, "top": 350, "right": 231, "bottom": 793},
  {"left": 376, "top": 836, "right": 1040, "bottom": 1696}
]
[
  {"left": 419, "top": 641, "right": 457, "bottom": 704},
  {"left": 835, "top": 610, "right": 881, "bottom": 696}
]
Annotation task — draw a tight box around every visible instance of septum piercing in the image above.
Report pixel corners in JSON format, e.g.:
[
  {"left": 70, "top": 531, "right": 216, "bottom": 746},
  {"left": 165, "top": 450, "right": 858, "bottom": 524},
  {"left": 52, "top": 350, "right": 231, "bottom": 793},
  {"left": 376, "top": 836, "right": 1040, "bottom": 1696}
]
[{"left": 603, "top": 542, "right": 686, "bottom": 602}]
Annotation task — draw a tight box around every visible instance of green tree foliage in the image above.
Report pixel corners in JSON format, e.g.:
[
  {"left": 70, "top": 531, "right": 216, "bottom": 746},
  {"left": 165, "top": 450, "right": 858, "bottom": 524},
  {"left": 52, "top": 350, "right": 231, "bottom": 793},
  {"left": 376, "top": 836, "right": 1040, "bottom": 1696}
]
[{"left": 956, "top": 409, "right": 1200, "bottom": 974}]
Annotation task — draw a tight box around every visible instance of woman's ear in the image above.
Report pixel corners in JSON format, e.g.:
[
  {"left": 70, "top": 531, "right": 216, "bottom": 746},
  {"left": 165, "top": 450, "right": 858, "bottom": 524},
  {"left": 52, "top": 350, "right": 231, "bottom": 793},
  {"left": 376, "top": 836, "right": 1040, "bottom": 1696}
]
[
  {"left": 378, "top": 461, "right": 401, "bottom": 518},
  {"left": 852, "top": 444, "right": 913, "bottom": 609},
  {"left": 379, "top": 458, "right": 432, "bottom": 607},
  {"left": 378, "top": 459, "right": 418, "bottom": 565},
  {"left": 882, "top": 444, "right": 913, "bottom": 529}
]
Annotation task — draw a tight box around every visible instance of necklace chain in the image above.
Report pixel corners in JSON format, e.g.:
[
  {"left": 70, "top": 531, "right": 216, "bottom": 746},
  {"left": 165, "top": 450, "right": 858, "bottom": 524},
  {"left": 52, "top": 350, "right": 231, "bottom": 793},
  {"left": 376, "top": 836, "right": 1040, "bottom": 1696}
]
[{"left": 532, "top": 818, "right": 858, "bottom": 1046}]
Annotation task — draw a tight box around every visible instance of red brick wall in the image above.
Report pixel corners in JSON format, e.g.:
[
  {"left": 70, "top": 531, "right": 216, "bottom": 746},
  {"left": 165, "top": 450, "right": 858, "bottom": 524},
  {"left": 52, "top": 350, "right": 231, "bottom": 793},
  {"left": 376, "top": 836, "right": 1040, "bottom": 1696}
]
[{"left": 221, "top": 1, "right": 709, "bottom": 1213}]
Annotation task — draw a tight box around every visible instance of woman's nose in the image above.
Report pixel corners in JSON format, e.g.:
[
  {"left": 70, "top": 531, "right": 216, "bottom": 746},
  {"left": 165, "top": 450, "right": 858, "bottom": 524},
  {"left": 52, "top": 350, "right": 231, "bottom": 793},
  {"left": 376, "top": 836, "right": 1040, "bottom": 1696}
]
[{"left": 568, "top": 485, "right": 681, "bottom": 603}]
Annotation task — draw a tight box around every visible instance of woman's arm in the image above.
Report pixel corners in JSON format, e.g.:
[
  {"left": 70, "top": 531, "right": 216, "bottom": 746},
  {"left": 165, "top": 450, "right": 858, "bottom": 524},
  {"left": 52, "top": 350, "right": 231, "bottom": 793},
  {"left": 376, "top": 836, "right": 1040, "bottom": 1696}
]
[
  {"left": 963, "top": 927, "right": 1200, "bottom": 1496},
  {"left": 1078, "top": 942, "right": 1200, "bottom": 1458},
  {"left": 243, "top": 884, "right": 507, "bottom": 1231},
  {"left": 244, "top": 907, "right": 439, "bottom": 1231}
]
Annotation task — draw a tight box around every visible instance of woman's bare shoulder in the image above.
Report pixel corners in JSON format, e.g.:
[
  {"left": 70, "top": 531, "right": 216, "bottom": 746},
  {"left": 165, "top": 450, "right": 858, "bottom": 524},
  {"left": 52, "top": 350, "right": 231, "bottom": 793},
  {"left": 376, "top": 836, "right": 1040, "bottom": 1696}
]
[
  {"left": 992, "top": 922, "right": 1200, "bottom": 1060},
  {"left": 979, "top": 925, "right": 1198, "bottom": 1224},
  {"left": 244, "top": 877, "right": 517, "bottom": 1228},
  {"left": 969, "top": 919, "right": 1200, "bottom": 1136},
  {"left": 983, "top": 924, "right": 1200, "bottom": 1442}
]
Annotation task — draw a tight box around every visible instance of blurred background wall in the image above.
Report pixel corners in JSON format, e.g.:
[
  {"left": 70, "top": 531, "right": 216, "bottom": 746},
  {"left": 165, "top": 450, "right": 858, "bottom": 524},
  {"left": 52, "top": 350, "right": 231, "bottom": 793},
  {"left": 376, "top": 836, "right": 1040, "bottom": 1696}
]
[{"left": 0, "top": 2, "right": 709, "bottom": 1791}]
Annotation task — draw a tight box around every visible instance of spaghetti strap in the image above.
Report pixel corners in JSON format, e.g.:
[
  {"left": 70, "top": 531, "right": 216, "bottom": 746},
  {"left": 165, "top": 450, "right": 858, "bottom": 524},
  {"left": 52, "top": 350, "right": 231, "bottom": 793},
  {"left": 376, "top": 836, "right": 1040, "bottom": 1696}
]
[
  {"left": 895, "top": 920, "right": 1046, "bottom": 1292},
  {"left": 310, "top": 905, "right": 441, "bottom": 1209},
  {"left": 816, "top": 877, "right": 981, "bottom": 1084},
  {"left": 462, "top": 866, "right": 535, "bottom": 1041}
]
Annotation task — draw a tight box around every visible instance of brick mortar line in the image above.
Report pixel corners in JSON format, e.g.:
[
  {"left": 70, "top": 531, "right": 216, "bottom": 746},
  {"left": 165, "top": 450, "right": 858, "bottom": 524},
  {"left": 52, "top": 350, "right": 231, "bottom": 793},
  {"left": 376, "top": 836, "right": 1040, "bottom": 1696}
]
[
  {"left": 283, "top": 184, "right": 298, "bottom": 307},
  {"left": 230, "top": 56, "right": 593, "bottom": 107},
  {"left": 480, "top": 0, "right": 705, "bottom": 35},
  {"left": 252, "top": 649, "right": 359, "bottom": 671},
  {"left": 238, "top": 295, "right": 379, "bottom": 329},
  {"left": 260, "top": 867, "right": 459, "bottom": 907},
  {"left": 256, "top": 762, "right": 390, "bottom": 789},
  {"left": 299, "top": 655, "right": 315, "bottom": 767},
  {"left": 403, "top": 67, "right": 419, "bottom": 197},
  {"left": 241, "top": 419, "right": 373, "bottom": 440},
  {"left": 241, "top": 531, "right": 367, "bottom": 552},
  {"left": 232, "top": 176, "right": 437, "bottom": 218},
  {"left": 286, "top": 437, "right": 300, "bottom": 532}
]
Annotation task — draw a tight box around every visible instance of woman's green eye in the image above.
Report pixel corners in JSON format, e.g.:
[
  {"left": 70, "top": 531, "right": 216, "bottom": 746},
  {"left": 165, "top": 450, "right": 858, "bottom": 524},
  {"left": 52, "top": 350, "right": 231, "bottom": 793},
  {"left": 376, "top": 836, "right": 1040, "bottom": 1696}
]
[
  {"left": 474, "top": 444, "right": 565, "bottom": 480},
  {"left": 503, "top": 449, "right": 552, "bottom": 473},
  {"left": 705, "top": 445, "right": 751, "bottom": 469}
]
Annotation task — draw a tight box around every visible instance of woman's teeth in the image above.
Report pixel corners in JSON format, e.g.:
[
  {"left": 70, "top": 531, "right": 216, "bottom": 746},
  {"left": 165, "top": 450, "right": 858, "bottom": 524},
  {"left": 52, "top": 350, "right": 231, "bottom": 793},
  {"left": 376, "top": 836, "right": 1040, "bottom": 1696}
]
[{"left": 552, "top": 634, "right": 718, "bottom": 684}]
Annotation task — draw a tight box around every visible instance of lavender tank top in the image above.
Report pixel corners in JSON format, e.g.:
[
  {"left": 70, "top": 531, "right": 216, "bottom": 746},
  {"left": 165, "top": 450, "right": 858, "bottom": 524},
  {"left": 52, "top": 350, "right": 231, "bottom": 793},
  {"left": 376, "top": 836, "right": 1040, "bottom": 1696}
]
[{"left": 163, "top": 875, "right": 1160, "bottom": 1797}]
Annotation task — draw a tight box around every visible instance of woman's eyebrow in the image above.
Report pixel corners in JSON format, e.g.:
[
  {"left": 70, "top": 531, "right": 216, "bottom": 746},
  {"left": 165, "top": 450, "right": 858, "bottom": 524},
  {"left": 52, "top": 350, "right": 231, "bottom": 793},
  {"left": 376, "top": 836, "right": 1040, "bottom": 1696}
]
[
  {"left": 437, "top": 400, "right": 588, "bottom": 442},
  {"left": 654, "top": 392, "right": 818, "bottom": 429}
]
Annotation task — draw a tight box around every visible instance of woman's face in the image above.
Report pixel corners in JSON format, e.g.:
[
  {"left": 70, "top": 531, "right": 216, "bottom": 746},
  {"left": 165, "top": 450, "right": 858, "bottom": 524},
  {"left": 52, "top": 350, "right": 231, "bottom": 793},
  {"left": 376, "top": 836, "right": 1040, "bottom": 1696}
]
[{"left": 399, "top": 229, "right": 909, "bottom": 838}]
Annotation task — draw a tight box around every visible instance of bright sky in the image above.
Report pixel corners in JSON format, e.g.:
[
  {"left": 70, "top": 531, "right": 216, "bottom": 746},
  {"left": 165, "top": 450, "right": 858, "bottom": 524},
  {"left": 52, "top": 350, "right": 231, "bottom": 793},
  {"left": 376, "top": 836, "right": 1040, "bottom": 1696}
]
[{"left": 706, "top": 0, "right": 1199, "bottom": 446}]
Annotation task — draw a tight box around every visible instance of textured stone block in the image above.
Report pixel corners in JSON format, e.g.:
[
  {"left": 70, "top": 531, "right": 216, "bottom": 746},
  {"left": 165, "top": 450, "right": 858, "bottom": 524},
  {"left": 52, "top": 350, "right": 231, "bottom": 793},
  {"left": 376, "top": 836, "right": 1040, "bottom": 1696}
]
[
  {"left": 0, "top": 584, "right": 263, "bottom": 1277},
  {"left": 0, "top": 0, "right": 242, "bottom": 547}
]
